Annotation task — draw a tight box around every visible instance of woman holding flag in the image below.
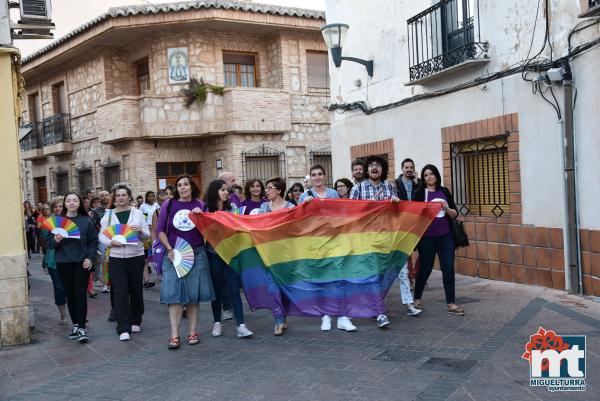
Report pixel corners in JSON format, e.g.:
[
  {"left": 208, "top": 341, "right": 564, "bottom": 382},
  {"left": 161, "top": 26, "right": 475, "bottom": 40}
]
[
  {"left": 156, "top": 175, "right": 214, "bottom": 349},
  {"left": 258, "top": 177, "right": 295, "bottom": 335}
]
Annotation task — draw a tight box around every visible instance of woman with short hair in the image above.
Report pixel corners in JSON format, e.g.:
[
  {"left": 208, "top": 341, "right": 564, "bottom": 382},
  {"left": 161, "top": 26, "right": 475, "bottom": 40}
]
[
  {"left": 334, "top": 178, "right": 354, "bottom": 199},
  {"left": 99, "top": 184, "right": 150, "bottom": 341},
  {"left": 44, "top": 197, "right": 68, "bottom": 325},
  {"left": 157, "top": 175, "right": 214, "bottom": 349},
  {"left": 257, "top": 177, "right": 294, "bottom": 335}
]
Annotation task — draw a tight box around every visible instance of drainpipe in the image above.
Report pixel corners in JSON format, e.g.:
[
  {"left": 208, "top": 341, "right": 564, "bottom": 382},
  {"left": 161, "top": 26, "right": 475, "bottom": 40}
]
[{"left": 561, "top": 62, "right": 581, "bottom": 294}]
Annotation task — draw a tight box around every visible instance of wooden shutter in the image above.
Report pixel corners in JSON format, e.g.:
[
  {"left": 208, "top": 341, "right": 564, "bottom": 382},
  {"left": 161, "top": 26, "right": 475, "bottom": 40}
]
[{"left": 307, "top": 51, "right": 328, "bottom": 89}]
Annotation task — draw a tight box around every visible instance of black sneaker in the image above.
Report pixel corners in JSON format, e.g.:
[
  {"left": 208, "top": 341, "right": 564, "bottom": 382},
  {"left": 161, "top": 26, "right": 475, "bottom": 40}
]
[
  {"left": 68, "top": 326, "right": 80, "bottom": 340},
  {"left": 77, "top": 328, "right": 89, "bottom": 343}
]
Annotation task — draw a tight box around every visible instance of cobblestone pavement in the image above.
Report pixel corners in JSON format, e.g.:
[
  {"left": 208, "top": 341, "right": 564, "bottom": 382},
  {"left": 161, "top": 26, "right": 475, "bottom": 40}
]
[{"left": 1, "top": 254, "right": 599, "bottom": 401}]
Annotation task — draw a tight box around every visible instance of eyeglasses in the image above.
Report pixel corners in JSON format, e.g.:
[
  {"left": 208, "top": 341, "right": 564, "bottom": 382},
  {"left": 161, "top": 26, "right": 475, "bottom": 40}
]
[
  {"left": 336, "top": 184, "right": 347, "bottom": 189},
  {"left": 293, "top": 189, "right": 302, "bottom": 192},
  {"left": 368, "top": 163, "right": 382, "bottom": 168},
  {"left": 265, "top": 186, "right": 278, "bottom": 191}
]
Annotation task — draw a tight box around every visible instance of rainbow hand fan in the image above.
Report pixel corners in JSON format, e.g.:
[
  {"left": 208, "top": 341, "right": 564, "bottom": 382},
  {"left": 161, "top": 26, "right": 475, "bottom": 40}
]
[
  {"left": 102, "top": 224, "right": 139, "bottom": 245},
  {"left": 41, "top": 216, "right": 81, "bottom": 239},
  {"left": 233, "top": 206, "right": 246, "bottom": 215},
  {"left": 173, "top": 237, "right": 194, "bottom": 278}
]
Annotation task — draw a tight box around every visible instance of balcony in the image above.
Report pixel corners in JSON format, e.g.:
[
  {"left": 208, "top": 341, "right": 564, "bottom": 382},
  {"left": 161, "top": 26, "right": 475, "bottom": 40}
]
[
  {"left": 97, "top": 89, "right": 291, "bottom": 143},
  {"left": 579, "top": 0, "right": 600, "bottom": 17},
  {"left": 19, "top": 123, "right": 44, "bottom": 160},
  {"left": 406, "top": 0, "right": 489, "bottom": 85},
  {"left": 42, "top": 113, "right": 73, "bottom": 156}
]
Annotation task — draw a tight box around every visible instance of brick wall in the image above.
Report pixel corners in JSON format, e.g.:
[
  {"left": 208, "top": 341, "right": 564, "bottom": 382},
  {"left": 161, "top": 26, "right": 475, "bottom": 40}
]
[{"left": 442, "top": 113, "right": 600, "bottom": 296}]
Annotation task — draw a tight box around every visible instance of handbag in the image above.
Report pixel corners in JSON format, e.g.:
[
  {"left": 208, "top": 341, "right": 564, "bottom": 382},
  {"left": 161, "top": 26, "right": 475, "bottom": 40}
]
[
  {"left": 452, "top": 220, "right": 470, "bottom": 248},
  {"left": 152, "top": 199, "right": 173, "bottom": 275}
]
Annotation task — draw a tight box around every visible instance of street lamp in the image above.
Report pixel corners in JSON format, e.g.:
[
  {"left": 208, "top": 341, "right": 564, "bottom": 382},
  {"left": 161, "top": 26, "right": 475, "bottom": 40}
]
[{"left": 320, "top": 23, "right": 373, "bottom": 77}]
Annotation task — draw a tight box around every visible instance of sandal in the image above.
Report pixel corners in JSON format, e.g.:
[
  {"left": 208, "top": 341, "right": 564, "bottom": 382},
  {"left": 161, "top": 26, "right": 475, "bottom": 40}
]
[
  {"left": 273, "top": 324, "right": 284, "bottom": 336},
  {"left": 187, "top": 332, "right": 201, "bottom": 345},
  {"left": 143, "top": 281, "right": 156, "bottom": 289},
  {"left": 447, "top": 304, "right": 465, "bottom": 316},
  {"left": 414, "top": 299, "right": 423, "bottom": 309},
  {"left": 168, "top": 336, "right": 180, "bottom": 350},
  {"left": 282, "top": 319, "right": 288, "bottom": 331}
]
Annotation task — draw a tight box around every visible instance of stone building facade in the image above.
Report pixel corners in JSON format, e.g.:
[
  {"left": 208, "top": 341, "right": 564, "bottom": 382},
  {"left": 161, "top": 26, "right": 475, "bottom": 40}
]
[{"left": 19, "top": 1, "right": 330, "bottom": 200}]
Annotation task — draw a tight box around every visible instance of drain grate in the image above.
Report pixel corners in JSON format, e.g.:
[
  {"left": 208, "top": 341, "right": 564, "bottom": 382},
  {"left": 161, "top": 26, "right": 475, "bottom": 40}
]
[
  {"left": 372, "top": 349, "right": 424, "bottom": 363},
  {"left": 419, "top": 357, "right": 477, "bottom": 373}
]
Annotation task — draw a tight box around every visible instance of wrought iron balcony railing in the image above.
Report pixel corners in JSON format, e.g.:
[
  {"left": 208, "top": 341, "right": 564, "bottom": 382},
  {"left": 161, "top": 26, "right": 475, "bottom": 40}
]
[
  {"left": 42, "top": 113, "right": 71, "bottom": 146},
  {"left": 407, "top": 0, "right": 488, "bottom": 82},
  {"left": 19, "top": 122, "right": 43, "bottom": 151}
]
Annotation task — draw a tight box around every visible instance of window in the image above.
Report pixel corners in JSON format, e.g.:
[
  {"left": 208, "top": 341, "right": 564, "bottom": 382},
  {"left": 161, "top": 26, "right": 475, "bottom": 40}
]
[
  {"left": 28, "top": 92, "right": 42, "bottom": 122},
  {"left": 223, "top": 52, "right": 257, "bottom": 87},
  {"left": 52, "top": 81, "right": 68, "bottom": 115},
  {"left": 242, "top": 145, "right": 285, "bottom": 183},
  {"left": 103, "top": 165, "right": 120, "bottom": 191},
  {"left": 77, "top": 169, "right": 93, "bottom": 196},
  {"left": 407, "top": 0, "right": 486, "bottom": 81},
  {"left": 451, "top": 135, "right": 509, "bottom": 217},
  {"left": 136, "top": 58, "right": 150, "bottom": 95},
  {"left": 155, "top": 162, "right": 202, "bottom": 190},
  {"left": 306, "top": 51, "right": 329, "bottom": 93},
  {"left": 56, "top": 172, "right": 69, "bottom": 195}
]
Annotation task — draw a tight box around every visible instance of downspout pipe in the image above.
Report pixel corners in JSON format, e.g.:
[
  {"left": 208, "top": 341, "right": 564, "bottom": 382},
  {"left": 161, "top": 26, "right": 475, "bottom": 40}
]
[{"left": 561, "top": 62, "right": 581, "bottom": 294}]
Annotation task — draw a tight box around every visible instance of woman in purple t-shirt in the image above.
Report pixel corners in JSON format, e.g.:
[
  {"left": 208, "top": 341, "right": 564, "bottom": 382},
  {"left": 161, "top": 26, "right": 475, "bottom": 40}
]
[
  {"left": 413, "top": 164, "right": 465, "bottom": 316},
  {"left": 241, "top": 179, "right": 266, "bottom": 215},
  {"left": 157, "top": 175, "right": 215, "bottom": 349}
]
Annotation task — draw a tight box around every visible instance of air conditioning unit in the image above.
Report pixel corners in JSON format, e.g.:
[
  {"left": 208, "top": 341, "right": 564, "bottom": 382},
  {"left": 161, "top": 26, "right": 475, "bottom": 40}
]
[
  {"left": 579, "top": 0, "right": 600, "bottom": 17},
  {"left": 19, "top": 0, "right": 52, "bottom": 21}
]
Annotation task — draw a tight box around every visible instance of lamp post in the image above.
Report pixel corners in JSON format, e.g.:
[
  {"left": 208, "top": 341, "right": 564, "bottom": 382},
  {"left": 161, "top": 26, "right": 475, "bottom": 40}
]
[{"left": 320, "top": 23, "right": 373, "bottom": 77}]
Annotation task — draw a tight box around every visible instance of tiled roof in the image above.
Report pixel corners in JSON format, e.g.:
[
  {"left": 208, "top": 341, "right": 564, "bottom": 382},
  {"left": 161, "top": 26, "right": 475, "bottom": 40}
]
[{"left": 22, "top": 0, "right": 325, "bottom": 64}]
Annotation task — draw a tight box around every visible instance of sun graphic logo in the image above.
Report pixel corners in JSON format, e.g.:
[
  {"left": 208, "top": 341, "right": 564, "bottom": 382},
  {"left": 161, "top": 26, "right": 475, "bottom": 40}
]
[{"left": 522, "top": 327, "right": 586, "bottom": 392}]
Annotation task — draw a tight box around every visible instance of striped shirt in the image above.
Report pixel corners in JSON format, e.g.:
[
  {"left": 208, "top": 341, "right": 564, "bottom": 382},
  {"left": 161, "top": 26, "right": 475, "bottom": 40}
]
[{"left": 349, "top": 180, "right": 397, "bottom": 201}]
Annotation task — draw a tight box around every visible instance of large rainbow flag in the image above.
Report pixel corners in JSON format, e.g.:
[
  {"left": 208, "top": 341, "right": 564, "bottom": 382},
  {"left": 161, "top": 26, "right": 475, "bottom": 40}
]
[{"left": 190, "top": 199, "right": 440, "bottom": 318}]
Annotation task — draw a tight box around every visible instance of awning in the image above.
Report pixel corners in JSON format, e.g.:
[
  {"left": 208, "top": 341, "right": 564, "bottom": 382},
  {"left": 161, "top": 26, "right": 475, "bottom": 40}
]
[{"left": 19, "top": 126, "right": 32, "bottom": 141}]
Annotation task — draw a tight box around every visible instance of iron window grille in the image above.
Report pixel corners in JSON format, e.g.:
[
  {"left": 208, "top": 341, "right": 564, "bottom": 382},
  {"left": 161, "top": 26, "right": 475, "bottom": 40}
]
[
  {"left": 42, "top": 113, "right": 71, "bottom": 146},
  {"left": 309, "top": 147, "right": 333, "bottom": 187},
  {"left": 102, "top": 161, "right": 121, "bottom": 191},
  {"left": 55, "top": 167, "right": 69, "bottom": 196},
  {"left": 242, "top": 145, "right": 286, "bottom": 184},
  {"left": 591, "top": 0, "right": 599, "bottom": 7},
  {"left": 407, "top": 0, "right": 488, "bottom": 81},
  {"left": 19, "top": 122, "right": 43, "bottom": 151},
  {"left": 76, "top": 166, "right": 93, "bottom": 196},
  {"left": 451, "top": 135, "right": 509, "bottom": 217}
]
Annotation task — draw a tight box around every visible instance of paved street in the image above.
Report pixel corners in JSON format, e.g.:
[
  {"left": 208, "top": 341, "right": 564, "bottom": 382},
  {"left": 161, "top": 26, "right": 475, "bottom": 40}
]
[{"left": 1, "top": 255, "right": 599, "bottom": 401}]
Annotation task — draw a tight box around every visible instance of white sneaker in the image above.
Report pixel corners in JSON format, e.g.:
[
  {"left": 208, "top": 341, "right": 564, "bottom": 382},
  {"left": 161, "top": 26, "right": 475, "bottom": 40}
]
[
  {"left": 236, "top": 324, "right": 254, "bottom": 338},
  {"left": 321, "top": 315, "right": 332, "bottom": 331},
  {"left": 102, "top": 285, "right": 110, "bottom": 293},
  {"left": 376, "top": 314, "right": 391, "bottom": 328},
  {"left": 131, "top": 325, "right": 141, "bottom": 333},
  {"left": 212, "top": 322, "right": 222, "bottom": 337},
  {"left": 406, "top": 305, "right": 423, "bottom": 317},
  {"left": 222, "top": 310, "right": 233, "bottom": 320},
  {"left": 119, "top": 332, "right": 131, "bottom": 341},
  {"left": 337, "top": 316, "right": 357, "bottom": 331}
]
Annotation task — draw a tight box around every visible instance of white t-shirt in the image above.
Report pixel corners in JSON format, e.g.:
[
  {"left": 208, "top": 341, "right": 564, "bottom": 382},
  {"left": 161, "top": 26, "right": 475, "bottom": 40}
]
[{"left": 139, "top": 202, "right": 160, "bottom": 225}]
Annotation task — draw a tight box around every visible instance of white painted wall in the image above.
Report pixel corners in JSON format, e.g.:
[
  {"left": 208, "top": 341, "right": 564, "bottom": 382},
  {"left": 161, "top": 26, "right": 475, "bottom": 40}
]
[{"left": 325, "top": 0, "right": 600, "bottom": 229}]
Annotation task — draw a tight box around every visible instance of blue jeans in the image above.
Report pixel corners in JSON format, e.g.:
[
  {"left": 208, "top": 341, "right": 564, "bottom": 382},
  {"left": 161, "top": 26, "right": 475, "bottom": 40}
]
[
  {"left": 207, "top": 251, "right": 244, "bottom": 325},
  {"left": 415, "top": 233, "right": 456, "bottom": 304},
  {"left": 48, "top": 267, "right": 66, "bottom": 306}
]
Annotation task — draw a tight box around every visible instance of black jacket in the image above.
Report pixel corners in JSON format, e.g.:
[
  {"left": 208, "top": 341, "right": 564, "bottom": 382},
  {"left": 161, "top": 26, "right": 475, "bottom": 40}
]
[
  {"left": 414, "top": 185, "right": 457, "bottom": 213},
  {"left": 48, "top": 214, "right": 98, "bottom": 264},
  {"left": 394, "top": 176, "right": 420, "bottom": 201}
]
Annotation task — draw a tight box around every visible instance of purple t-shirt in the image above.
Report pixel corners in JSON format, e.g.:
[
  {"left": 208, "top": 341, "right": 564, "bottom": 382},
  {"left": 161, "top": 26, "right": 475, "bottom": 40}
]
[
  {"left": 229, "top": 193, "right": 241, "bottom": 208},
  {"left": 424, "top": 189, "right": 451, "bottom": 237},
  {"left": 242, "top": 199, "right": 264, "bottom": 215},
  {"left": 155, "top": 198, "right": 205, "bottom": 249}
]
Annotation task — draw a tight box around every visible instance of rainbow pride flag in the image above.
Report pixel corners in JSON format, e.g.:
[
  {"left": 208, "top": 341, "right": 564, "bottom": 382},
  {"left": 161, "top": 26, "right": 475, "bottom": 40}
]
[{"left": 190, "top": 199, "right": 440, "bottom": 318}]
